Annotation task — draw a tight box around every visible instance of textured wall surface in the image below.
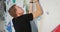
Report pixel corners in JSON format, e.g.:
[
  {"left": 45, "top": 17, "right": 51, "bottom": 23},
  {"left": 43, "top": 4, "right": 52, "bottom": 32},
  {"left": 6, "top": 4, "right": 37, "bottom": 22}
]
[
  {"left": 0, "top": 0, "right": 5, "bottom": 32},
  {"left": 40, "top": 0, "right": 60, "bottom": 32}
]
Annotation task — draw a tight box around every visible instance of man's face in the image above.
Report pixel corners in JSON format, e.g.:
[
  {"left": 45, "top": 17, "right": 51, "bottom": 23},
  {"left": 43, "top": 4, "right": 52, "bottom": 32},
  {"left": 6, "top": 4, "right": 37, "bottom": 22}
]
[{"left": 9, "top": 6, "right": 24, "bottom": 18}]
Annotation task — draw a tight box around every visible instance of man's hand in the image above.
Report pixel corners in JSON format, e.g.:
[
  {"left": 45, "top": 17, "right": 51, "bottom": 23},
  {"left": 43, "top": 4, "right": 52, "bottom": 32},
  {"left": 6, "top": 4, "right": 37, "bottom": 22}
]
[
  {"left": 33, "top": 0, "right": 39, "bottom": 2},
  {"left": 30, "top": 0, "right": 33, "bottom": 2},
  {"left": 30, "top": 0, "right": 39, "bottom": 3}
]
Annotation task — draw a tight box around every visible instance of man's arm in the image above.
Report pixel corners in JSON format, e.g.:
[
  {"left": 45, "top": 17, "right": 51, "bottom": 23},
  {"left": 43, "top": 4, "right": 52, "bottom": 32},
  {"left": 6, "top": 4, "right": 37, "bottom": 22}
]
[
  {"left": 29, "top": 0, "right": 33, "bottom": 13},
  {"left": 29, "top": 0, "right": 43, "bottom": 19}
]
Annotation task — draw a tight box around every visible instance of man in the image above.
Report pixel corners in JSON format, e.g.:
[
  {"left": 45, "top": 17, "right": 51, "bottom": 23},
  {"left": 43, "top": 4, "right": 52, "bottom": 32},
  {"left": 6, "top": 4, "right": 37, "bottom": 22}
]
[{"left": 8, "top": 0, "right": 43, "bottom": 32}]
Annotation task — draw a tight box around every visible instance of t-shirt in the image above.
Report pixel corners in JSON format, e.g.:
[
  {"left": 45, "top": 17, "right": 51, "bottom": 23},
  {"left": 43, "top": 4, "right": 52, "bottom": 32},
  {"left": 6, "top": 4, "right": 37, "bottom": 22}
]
[{"left": 12, "top": 13, "right": 33, "bottom": 32}]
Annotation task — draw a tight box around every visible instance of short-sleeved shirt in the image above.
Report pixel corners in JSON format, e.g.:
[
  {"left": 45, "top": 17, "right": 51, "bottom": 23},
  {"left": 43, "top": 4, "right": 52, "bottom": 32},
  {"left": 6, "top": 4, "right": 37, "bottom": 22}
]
[{"left": 12, "top": 13, "right": 33, "bottom": 32}]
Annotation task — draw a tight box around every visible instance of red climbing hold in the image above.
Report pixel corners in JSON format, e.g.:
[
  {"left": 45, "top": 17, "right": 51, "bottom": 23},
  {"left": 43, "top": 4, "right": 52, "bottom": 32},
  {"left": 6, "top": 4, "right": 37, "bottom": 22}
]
[{"left": 52, "top": 24, "right": 60, "bottom": 32}]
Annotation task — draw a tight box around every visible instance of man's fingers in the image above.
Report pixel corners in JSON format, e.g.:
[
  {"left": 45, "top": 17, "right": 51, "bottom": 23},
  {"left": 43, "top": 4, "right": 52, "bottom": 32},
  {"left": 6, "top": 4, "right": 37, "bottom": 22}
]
[
  {"left": 33, "top": 0, "right": 39, "bottom": 2},
  {"left": 30, "top": 0, "right": 33, "bottom": 2}
]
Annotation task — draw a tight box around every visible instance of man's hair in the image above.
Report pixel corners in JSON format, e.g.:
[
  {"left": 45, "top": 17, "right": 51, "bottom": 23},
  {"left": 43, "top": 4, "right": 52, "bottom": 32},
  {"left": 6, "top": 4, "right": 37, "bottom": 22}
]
[
  {"left": 8, "top": 4, "right": 24, "bottom": 13},
  {"left": 8, "top": 4, "right": 16, "bottom": 13},
  {"left": 8, "top": 4, "right": 24, "bottom": 17}
]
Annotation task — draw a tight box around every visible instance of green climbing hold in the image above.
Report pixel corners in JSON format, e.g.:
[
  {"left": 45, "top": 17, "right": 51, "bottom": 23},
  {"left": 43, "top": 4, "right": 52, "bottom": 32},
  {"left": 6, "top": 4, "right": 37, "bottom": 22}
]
[{"left": 12, "top": 0, "right": 16, "bottom": 3}]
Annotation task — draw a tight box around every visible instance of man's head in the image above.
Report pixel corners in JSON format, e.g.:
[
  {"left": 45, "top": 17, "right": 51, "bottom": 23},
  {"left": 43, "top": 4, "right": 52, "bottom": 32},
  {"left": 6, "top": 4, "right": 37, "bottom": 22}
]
[{"left": 9, "top": 4, "right": 24, "bottom": 18}]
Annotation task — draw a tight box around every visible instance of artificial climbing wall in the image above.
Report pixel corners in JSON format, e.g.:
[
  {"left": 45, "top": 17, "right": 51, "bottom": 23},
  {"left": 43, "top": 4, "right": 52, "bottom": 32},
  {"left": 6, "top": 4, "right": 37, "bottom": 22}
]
[{"left": 5, "top": 0, "right": 60, "bottom": 32}]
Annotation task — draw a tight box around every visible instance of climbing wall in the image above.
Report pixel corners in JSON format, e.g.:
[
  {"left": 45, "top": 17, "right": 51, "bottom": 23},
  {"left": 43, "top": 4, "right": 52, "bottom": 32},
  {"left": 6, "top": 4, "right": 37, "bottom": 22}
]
[{"left": 5, "top": 0, "right": 60, "bottom": 32}]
